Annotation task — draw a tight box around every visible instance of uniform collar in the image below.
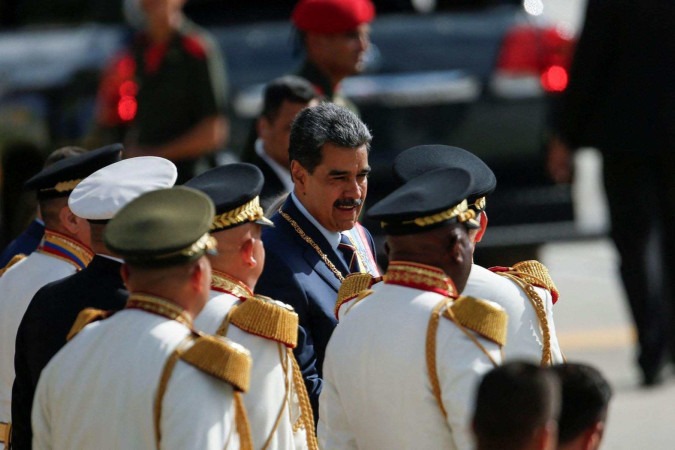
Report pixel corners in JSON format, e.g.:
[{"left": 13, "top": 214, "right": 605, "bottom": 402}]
[
  {"left": 383, "top": 261, "right": 458, "bottom": 298},
  {"left": 211, "top": 270, "right": 253, "bottom": 299}
]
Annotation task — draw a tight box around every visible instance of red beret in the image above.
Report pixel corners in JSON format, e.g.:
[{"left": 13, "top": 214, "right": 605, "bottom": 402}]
[{"left": 292, "top": 0, "right": 375, "bottom": 34}]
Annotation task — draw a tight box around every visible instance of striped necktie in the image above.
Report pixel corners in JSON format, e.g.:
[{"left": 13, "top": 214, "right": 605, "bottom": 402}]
[{"left": 339, "top": 233, "right": 363, "bottom": 273}]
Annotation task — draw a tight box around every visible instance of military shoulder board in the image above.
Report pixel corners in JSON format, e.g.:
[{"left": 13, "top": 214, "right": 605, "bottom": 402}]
[
  {"left": 66, "top": 308, "right": 115, "bottom": 341},
  {"left": 444, "top": 296, "right": 508, "bottom": 347},
  {"left": 0, "top": 253, "right": 26, "bottom": 276},
  {"left": 230, "top": 295, "right": 299, "bottom": 348},
  {"left": 180, "top": 332, "right": 252, "bottom": 392},
  {"left": 334, "top": 272, "right": 380, "bottom": 320},
  {"left": 490, "top": 259, "right": 559, "bottom": 304}
]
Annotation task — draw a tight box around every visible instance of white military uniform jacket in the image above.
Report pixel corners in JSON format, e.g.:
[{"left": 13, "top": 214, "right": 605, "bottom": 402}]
[
  {"left": 194, "top": 271, "right": 315, "bottom": 450},
  {"left": 319, "top": 262, "right": 506, "bottom": 450},
  {"left": 464, "top": 263, "right": 563, "bottom": 364},
  {"left": 33, "top": 294, "right": 250, "bottom": 450},
  {"left": 0, "top": 231, "right": 92, "bottom": 423}
]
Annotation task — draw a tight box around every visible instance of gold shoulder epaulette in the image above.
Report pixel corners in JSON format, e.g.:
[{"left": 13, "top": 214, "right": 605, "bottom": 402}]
[
  {"left": 0, "top": 253, "right": 26, "bottom": 276},
  {"left": 229, "top": 295, "right": 299, "bottom": 348},
  {"left": 511, "top": 260, "right": 560, "bottom": 304},
  {"left": 66, "top": 308, "right": 113, "bottom": 341},
  {"left": 334, "top": 273, "right": 380, "bottom": 319},
  {"left": 180, "top": 333, "right": 252, "bottom": 392},
  {"left": 445, "top": 296, "right": 508, "bottom": 346}
]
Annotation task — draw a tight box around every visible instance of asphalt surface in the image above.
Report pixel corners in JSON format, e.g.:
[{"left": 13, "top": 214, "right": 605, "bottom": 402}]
[{"left": 541, "top": 234, "right": 675, "bottom": 448}]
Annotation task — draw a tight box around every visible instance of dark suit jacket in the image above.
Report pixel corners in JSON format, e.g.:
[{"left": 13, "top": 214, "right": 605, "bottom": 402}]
[
  {"left": 256, "top": 196, "right": 377, "bottom": 418},
  {"left": 556, "top": 0, "right": 675, "bottom": 152},
  {"left": 0, "top": 219, "right": 44, "bottom": 267},
  {"left": 245, "top": 150, "right": 288, "bottom": 211},
  {"left": 11, "top": 255, "right": 128, "bottom": 450}
]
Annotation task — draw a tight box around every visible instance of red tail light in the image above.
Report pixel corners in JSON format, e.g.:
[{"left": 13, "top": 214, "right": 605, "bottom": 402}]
[
  {"left": 496, "top": 24, "right": 575, "bottom": 93},
  {"left": 95, "top": 51, "right": 138, "bottom": 126}
]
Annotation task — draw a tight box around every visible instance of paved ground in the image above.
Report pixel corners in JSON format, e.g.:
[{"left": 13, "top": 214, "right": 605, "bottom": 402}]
[{"left": 541, "top": 238, "right": 675, "bottom": 449}]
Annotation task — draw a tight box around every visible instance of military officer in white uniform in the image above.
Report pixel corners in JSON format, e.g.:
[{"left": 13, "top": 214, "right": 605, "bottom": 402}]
[
  {"left": 0, "top": 144, "right": 121, "bottom": 446},
  {"left": 320, "top": 167, "right": 508, "bottom": 450},
  {"left": 187, "top": 163, "right": 318, "bottom": 450},
  {"left": 32, "top": 187, "right": 253, "bottom": 450},
  {"left": 393, "top": 145, "right": 564, "bottom": 365}
]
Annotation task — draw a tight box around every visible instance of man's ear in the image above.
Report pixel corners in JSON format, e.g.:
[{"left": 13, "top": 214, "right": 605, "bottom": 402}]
[
  {"left": 240, "top": 237, "right": 256, "bottom": 268},
  {"left": 257, "top": 116, "right": 270, "bottom": 141},
  {"left": 59, "top": 206, "right": 80, "bottom": 234},
  {"left": 474, "top": 211, "right": 488, "bottom": 243},
  {"left": 582, "top": 420, "right": 605, "bottom": 450},
  {"left": 291, "top": 160, "right": 308, "bottom": 192},
  {"left": 190, "top": 258, "right": 209, "bottom": 294}
]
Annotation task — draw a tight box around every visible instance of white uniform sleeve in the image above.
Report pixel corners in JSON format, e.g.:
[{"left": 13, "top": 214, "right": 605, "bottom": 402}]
[
  {"left": 317, "top": 349, "right": 358, "bottom": 450},
  {"left": 437, "top": 326, "right": 502, "bottom": 450},
  {"left": 31, "top": 369, "right": 53, "bottom": 450},
  {"left": 160, "top": 362, "right": 240, "bottom": 449}
]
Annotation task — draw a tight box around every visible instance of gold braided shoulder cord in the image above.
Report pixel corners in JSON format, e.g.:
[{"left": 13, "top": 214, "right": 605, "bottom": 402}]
[
  {"left": 289, "top": 350, "right": 320, "bottom": 450},
  {"left": 234, "top": 392, "right": 254, "bottom": 450},
  {"left": 426, "top": 298, "right": 452, "bottom": 421},
  {"left": 154, "top": 336, "right": 196, "bottom": 449},
  {"left": 279, "top": 208, "right": 345, "bottom": 282},
  {"left": 500, "top": 272, "right": 552, "bottom": 366}
]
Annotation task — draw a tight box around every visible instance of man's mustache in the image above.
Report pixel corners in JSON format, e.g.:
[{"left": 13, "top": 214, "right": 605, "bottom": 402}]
[{"left": 334, "top": 199, "right": 363, "bottom": 208}]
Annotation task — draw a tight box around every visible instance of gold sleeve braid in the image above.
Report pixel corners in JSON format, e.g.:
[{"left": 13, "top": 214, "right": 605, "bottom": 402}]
[
  {"left": 0, "top": 253, "right": 26, "bottom": 276},
  {"left": 66, "top": 308, "right": 113, "bottom": 341}
]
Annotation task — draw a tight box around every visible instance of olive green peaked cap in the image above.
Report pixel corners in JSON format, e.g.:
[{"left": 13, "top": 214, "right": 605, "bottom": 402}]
[{"left": 105, "top": 186, "right": 216, "bottom": 267}]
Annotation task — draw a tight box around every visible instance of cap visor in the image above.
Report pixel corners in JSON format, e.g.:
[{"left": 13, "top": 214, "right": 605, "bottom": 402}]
[{"left": 255, "top": 217, "right": 275, "bottom": 228}]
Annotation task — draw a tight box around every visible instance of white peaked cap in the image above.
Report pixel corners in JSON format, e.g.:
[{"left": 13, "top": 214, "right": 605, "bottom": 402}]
[{"left": 69, "top": 156, "right": 178, "bottom": 220}]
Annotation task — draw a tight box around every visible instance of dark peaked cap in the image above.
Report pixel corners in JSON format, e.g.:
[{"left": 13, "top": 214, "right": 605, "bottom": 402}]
[
  {"left": 367, "top": 167, "right": 480, "bottom": 235},
  {"left": 393, "top": 145, "right": 496, "bottom": 209},
  {"left": 105, "top": 187, "right": 217, "bottom": 267},
  {"left": 24, "top": 144, "right": 123, "bottom": 199},
  {"left": 185, "top": 163, "right": 274, "bottom": 232}
]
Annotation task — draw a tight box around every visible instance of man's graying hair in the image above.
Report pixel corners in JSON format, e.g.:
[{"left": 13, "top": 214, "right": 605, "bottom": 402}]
[{"left": 289, "top": 103, "right": 372, "bottom": 173}]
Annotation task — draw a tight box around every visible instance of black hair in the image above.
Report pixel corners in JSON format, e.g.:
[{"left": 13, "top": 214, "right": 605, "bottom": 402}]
[
  {"left": 289, "top": 102, "right": 372, "bottom": 173},
  {"left": 473, "top": 361, "right": 560, "bottom": 450},
  {"left": 261, "top": 75, "right": 318, "bottom": 121},
  {"left": 551, "top": 363, "right": 612, "bottom": 444}
]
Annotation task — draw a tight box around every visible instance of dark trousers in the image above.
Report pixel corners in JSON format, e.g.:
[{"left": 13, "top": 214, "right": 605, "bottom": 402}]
[{"left": 603, "top": 151, "right": 675, "bottom": 378}]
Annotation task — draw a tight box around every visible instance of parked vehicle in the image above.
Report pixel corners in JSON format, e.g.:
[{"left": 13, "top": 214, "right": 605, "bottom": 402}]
[{"left": 0, "top": 0, "right": 580, "bottom": 262}]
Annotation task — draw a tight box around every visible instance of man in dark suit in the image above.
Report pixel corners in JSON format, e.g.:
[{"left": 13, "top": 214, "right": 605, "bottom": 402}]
[
  {"left": 244, "top": 76, "right": 319, "bottom": 210},
  {"left": 256, "top": 103, "right": 380, "bottom": 418},
  {"left": 548, "top": 0, "right": 675, "bottom": 385},
  {"left": 11, "top": 156, "right": 177, "bottom": 449}
]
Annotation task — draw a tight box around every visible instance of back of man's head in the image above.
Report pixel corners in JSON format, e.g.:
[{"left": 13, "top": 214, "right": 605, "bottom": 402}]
[
  {"left": 551, "top": 363, "right": 612, "bottom": 450},
  {"left": 261, "top": 76, "right": 318, "bottom": 121},
  {"left": 473, "top": 361, "right": 561, "bottom": 450},
  {"left": 38, "top": 147, "right": 87, "bottom": 229},
  {"left": 289, "top": 103, "right": 371, "bottom": 173}
]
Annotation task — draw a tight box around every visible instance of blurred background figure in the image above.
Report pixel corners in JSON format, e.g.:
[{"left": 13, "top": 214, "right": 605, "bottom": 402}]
[
  {"left": 243, "top": 76, "right": 319, "bottom": 209},
  {"left": 548, "top": 0, "right": 675, "bottom": 386},
  {"left": 551, "top": 363, "right": 612, "bottom": 450},
  {"left": 472, "top": 361, "right": 561, "bottom": 450},
  {"left": 291, "top": 0, "right": 374, "bottom": 110},
  {"left": 0, "top": 146, "right": 87, "bottom": 269},
  {"left": 93, "top": 0, "right": 229, "bottom": 184}
]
